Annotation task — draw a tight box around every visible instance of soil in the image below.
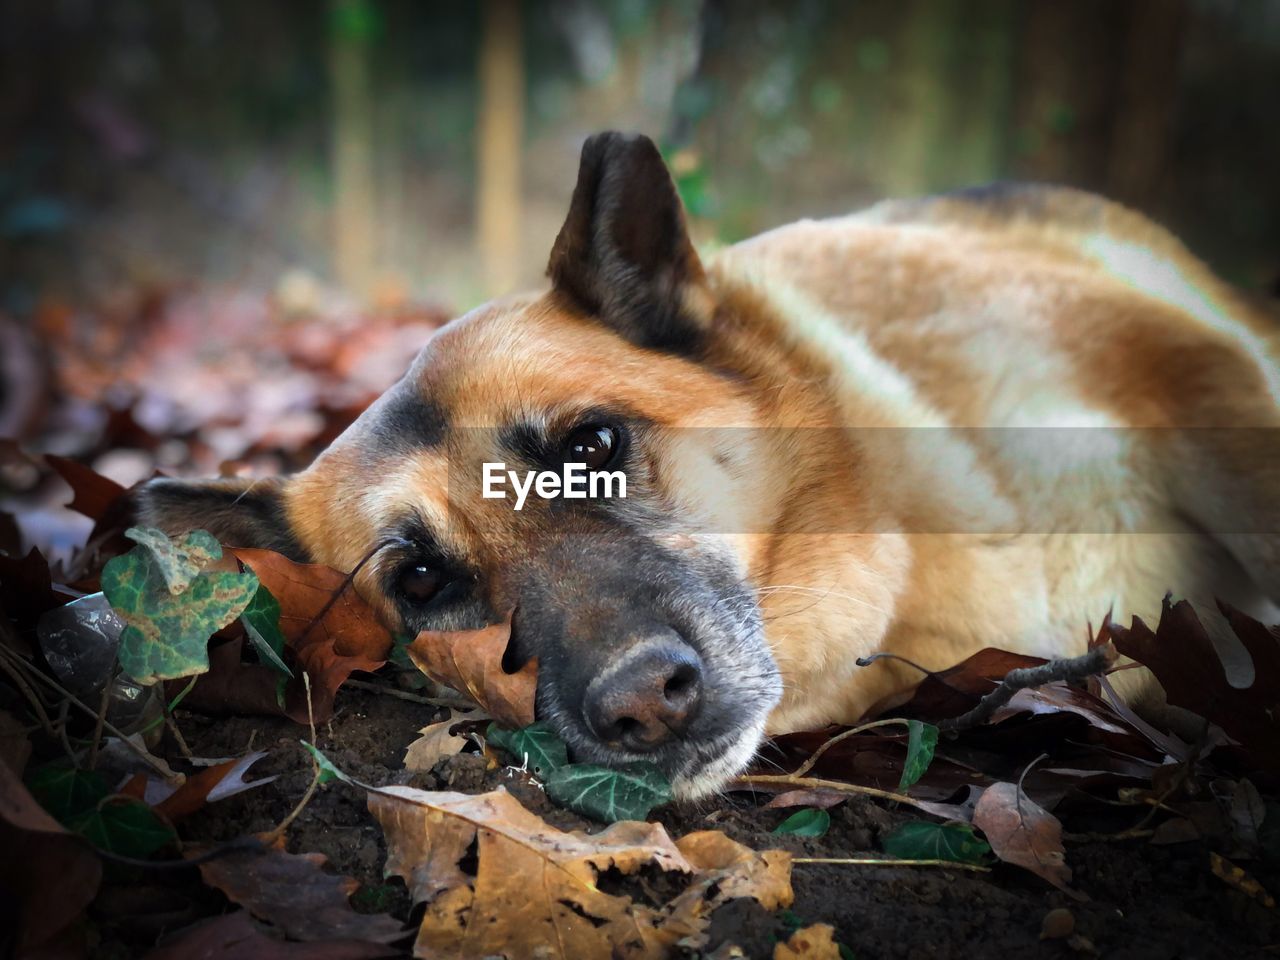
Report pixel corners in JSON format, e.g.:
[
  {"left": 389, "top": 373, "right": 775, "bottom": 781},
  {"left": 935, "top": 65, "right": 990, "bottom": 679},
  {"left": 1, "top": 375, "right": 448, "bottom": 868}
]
[{"left": 105, "top": 685, "right": 1279, "bottom": 960}]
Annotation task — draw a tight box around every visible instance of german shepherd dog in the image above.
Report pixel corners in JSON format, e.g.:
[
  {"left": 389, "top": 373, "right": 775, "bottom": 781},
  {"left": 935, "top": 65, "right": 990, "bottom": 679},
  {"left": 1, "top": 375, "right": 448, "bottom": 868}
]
[{"left": 139, "top": 132, "right": 1280, "bottom": 798}]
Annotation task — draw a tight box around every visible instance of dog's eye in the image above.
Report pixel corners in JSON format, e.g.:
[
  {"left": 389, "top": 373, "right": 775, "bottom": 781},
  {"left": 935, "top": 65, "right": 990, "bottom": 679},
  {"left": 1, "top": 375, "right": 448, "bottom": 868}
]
[
  {"left": 397, "top": 564, "right": 442, "bottom": 604},
  {"left": 564, "top": 424, "right": 618, "bottom": 470}
]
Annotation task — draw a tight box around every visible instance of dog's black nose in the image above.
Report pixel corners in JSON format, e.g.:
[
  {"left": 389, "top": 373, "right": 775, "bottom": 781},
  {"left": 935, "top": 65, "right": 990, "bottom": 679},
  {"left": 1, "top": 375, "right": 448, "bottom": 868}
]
[{"left": 583, "top": 636, "right": 704, "bottom": 751}]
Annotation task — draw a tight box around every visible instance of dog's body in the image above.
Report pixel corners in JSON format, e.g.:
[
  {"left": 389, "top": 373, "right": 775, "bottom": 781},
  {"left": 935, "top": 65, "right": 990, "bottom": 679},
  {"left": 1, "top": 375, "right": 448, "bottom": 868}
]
[{"left": 141, "top": 134, "right": 1280, "bottom": 797}]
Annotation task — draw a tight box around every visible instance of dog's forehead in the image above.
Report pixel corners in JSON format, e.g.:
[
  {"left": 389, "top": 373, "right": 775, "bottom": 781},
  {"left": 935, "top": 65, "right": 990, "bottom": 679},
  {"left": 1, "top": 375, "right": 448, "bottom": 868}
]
[{"left": 389, "top": 293, "right": 739, "bottom": 428}]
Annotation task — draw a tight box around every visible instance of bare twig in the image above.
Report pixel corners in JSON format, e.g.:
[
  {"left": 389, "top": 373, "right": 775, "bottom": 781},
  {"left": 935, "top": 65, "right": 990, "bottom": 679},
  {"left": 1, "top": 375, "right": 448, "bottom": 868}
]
[
  {"left": 938, "top": 643, "right": 1117, "bottom": 732},
  {"left": 733, "top": 773, "right": 938, "bottom": 813},
  {"left": 0, "top": 645, "right": 178, "bottom": 782},
  {"left": 790, "top": 718, "right": 913, "bottom": 780},
  {"left": 87, "top": 682, "right": 111, "bottom": 771},
  {"left": 262, "top": 673, "right": 320, "bottom": 845},
  {"left": 343, "top": 677, "right": 474, "bottom": 710},
  {"left": 793, "top": 857, "right": 990, "bottom": 873},
  {"left": 0, "top": 650, "right": 61, "bottom": 747}
]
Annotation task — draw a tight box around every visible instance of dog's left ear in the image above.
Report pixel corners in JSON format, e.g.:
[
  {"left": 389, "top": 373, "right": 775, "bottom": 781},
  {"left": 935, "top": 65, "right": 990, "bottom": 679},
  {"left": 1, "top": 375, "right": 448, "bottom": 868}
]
[
  {"left": 547, "top": 132, "right": 711, "bottom": 351},
  {"left": 130, "top": 475, "right": 306, "bottom": 560}
]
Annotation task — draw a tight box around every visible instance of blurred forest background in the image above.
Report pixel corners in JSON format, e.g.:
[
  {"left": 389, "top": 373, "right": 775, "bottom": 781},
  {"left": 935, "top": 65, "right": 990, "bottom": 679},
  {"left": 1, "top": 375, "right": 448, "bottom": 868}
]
[{"left": 2, "top": 0, "right": 1280, "bottom": 554}]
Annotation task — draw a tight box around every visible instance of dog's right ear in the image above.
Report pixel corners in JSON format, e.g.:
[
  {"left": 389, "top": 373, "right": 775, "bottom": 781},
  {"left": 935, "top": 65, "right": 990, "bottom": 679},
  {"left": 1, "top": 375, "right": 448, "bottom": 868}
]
[
  {"left": 547, "top": 131, "right": 711, "bottom": 352},
  {"left": 131, "top": 475, "right": 306, "bottom": 560}
]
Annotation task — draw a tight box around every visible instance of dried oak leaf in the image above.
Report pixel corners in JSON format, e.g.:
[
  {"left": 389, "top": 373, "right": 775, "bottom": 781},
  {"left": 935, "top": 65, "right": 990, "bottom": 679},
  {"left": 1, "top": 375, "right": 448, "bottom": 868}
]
[
  {"left": 46, "top": 453, "right": 126, "bottom": 522},
  {"left": 149, "top": 750, "right": 276, "bottom": 821},
  {"left": 405, "top": 615, "right": 536, "bottom": 728},
  {"left": 0, "top": 758, "right": 102, "bottom": 954},
  {"left": 368, "top": 784, "right": 792, "bottom": 960},
  {"left": 195, "top": 841, "right": 405, "bottom": 944},
  {"left": 1108, "top": 597, "right": 1280, "bottom": 772},
  {"left": 402, "top": 709, "right": 483, "bottom": 773},
  {"left": 234, "top": 548, "right": 393, "bottom": 722},
  {"left": 144, "top": 910, "right": 400, "bottom": 960},
  {"left": 973, "top": 781, "right": 1084, "bottom": 900}
]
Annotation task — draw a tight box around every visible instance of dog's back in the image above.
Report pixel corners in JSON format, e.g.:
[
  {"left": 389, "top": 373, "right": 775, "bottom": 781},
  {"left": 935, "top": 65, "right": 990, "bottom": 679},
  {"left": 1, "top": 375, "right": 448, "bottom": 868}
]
[{"left": 707, "top": 184, "right": 1280, "bottom": 729}]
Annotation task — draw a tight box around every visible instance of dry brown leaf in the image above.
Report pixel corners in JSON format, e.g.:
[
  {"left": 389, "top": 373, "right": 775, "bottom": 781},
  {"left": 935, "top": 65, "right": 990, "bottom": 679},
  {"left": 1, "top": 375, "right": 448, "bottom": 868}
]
[
  {"left": 235, "top": 548, "right": 393, "bottom": 721},
  {"left": 405, "top": 615, "right": 536, "bottom": 728},
  {"left": 774, "top": 923, "right": 840, "bottom": 960},
  {"left": 0, "top": 758, "right": 102, "bottom": 954},
  {"left": 1108, "top": 597, "right": 1280, "bottom": 772},
  {"left": 762, "top": 788, "right": 849, "bottom": 811},
  {"left": 150, "top": 750, "right": 275, "bottom": 820},
  {"left": 195, "top": 841, "right": 405, "bottom": 944},
  {"left": 46, "top": 453, "right": 127, "bottom": 521},
  {"left": 402, "top": 709, "right": 483, "bottom": 772},
  {"left": 144, "top": 910, "right": 401, "bottom": 960},
  {"left": 973, "top": 781, "right": 1084, "bottom": 900},
  {"left": 367, "top": 783, "right": 792, "bottom": 960}
]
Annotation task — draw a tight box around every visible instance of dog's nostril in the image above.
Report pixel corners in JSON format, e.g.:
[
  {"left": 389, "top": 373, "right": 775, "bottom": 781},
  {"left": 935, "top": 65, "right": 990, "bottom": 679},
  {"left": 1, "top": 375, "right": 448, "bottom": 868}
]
[
  {"left": 663, "top": 663, "right": 698, "bottom": 700},
  {"left": 614, "top": 715, "right": 643, "bottom": 738}
]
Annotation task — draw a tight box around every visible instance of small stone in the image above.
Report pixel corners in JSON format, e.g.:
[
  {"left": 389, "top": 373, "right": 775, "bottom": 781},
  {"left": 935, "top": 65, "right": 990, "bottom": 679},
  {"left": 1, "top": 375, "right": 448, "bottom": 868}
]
[{"left": 1040, "top": 907, "right": 1076, "bottom": 940}]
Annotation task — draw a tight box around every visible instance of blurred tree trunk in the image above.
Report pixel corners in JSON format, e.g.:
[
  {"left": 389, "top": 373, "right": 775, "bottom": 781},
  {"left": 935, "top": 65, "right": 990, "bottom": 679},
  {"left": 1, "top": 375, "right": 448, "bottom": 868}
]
[
  {"left": 881, "top": 0, "right": 962, "bottom": 195},
  {"left": 1010, "top": 0, "right": 1127, "bottom": 188},
  {"left": 329, "top": 0, "right": 378, "bottom": 298},
  {"left": 1106, "top": 0, "right": 1186, "bottom": 207},
  {"left": 940, "top": 0, "right": 1017, "bottom": 187},
  {"left": 476, "top": 0, "right": 524, "bottom": 298}
]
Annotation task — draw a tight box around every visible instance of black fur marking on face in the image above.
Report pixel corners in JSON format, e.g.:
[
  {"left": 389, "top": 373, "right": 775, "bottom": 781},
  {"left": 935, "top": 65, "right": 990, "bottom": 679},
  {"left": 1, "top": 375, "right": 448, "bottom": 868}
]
[{"left": 362, "top": 377, "right": 449, "bottom": 455}]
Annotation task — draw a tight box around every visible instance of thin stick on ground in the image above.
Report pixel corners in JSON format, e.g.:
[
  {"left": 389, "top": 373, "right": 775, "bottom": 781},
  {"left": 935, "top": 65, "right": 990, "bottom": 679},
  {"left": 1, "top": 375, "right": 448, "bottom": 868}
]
[
  {"left": 733, "top": 773, "right": 940, "bottom": 813},
  {"left": 263, "top": 673, "right": 321, "bottom": 846},
  {"left": 343, "top": 677, "right": 475, "bottom": 710},
  {"left": 0, "top": 645, "right": 178, "bottom": 782},
  {"left": 856, "top": 643, "right": 1119, "bottom": 732},
  {"left": 790, "top": 717, "right": 914, "bottom": 780},
  {"left": 87, "top": 681, "right": 111, "bottom": 770},
  {"left": 0, "top": 649, "right": 61, "bottom": 748},
  {"left": 793, "top": 857, "right": 990, "bottom": 873},
  {"left": 938, "top": 642, "right": 1118, "bottom": 732}
]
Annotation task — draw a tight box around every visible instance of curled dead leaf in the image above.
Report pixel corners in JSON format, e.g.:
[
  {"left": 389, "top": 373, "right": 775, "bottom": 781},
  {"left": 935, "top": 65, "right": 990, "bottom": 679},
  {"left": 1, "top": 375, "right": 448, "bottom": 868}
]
[
  {"left": 367, "top": 784, "right": 792, "bottom": 960},
  {"left": 405, "top": 615, "right": 536, "bottom": 728},
  {"left": 973, "top": 781, "right": 1084, "bottom": 900}
]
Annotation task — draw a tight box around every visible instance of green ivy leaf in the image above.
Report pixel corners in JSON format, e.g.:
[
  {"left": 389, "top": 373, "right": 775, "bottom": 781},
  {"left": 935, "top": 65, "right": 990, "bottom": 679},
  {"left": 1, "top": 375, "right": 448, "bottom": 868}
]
[
  {"left": 68, "top": 797, "right": 175, "bottom": 858},
  {"left": 881, "top": 820, "right": 991, "bottom": 865},
  {"left": 898, "top": 720, "right": 939, "bottom": 791},
  {"left": 103, "top": 530, "right": 259, "bottom": 685},
  {"left": 543, "top": 762, "right": 672, "bottom": 823},
  {"left": 301, "top": 741, "right": 350, "bottom": 785},
  {"left": 241, "top": 583, "right": 292, "bottom": 677},
  {"left": 25, "top": 763, "right": 109, "bottom": 823},
  {"left": 124, "top": 527, "right": 221, "bottom": 594},
  {"left": 486, "top": 722, "right": 569, "bottom": 777},
  {"left": 772, "top": 807, "right": 831, "bottom": 838}
]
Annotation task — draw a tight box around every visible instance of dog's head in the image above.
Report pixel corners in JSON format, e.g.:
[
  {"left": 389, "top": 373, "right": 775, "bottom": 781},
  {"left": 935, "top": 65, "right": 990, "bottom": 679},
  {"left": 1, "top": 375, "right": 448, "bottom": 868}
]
[{"left": 137, "top": 133, "right": 784, "bottom": 797}]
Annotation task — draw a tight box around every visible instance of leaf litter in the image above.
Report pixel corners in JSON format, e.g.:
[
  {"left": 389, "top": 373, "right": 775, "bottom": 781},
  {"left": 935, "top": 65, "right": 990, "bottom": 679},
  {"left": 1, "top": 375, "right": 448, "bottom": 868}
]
[{"left": 2, "top": 455, "right": 1279, "bottom": 956}]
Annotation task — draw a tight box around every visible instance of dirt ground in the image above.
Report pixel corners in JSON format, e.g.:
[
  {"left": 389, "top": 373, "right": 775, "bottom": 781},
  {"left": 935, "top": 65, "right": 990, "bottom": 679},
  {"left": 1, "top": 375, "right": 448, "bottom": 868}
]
[{"left": 91, "top": 684, "right": 1279, "bottom": 960}]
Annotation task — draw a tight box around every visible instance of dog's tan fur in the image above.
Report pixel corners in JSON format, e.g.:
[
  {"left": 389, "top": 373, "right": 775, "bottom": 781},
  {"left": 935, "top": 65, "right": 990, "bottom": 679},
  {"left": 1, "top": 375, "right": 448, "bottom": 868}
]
[{"left": 142, "top": 138, "right": 1279, "bottom": 791}]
